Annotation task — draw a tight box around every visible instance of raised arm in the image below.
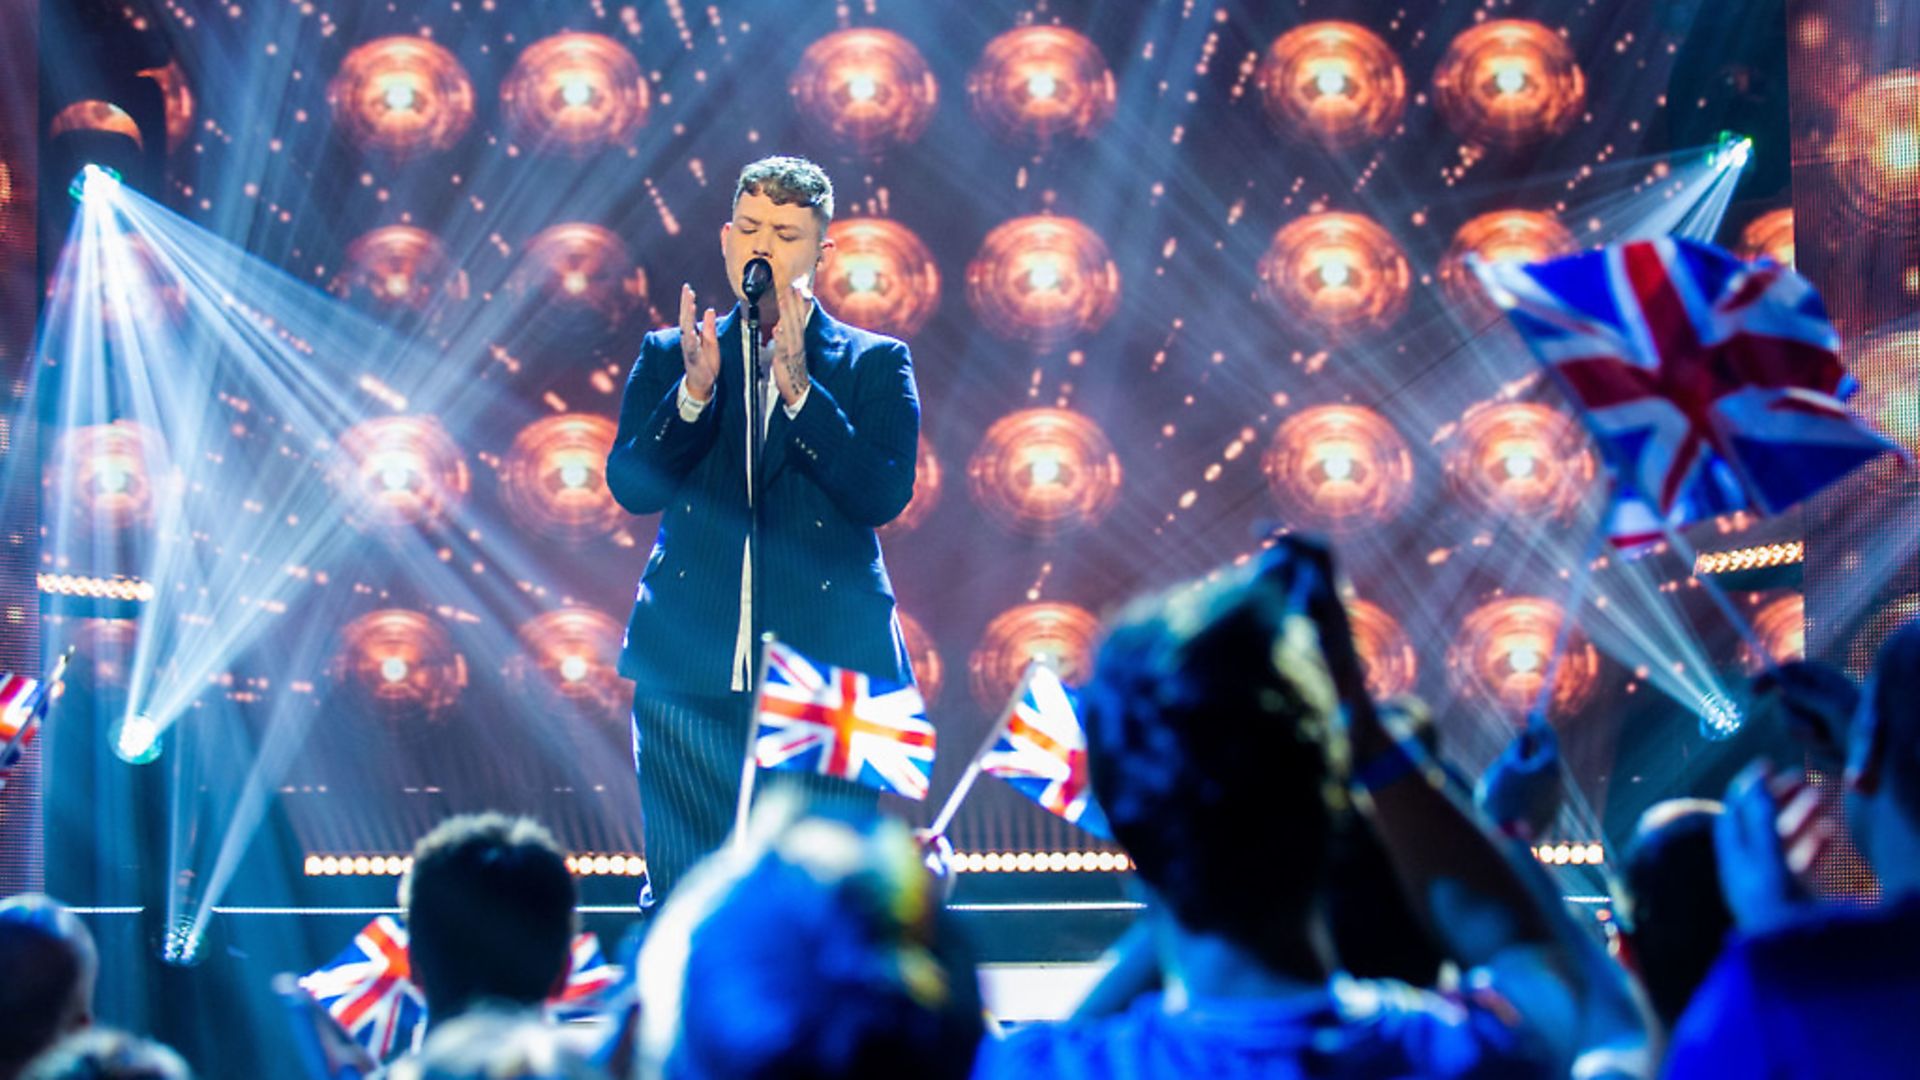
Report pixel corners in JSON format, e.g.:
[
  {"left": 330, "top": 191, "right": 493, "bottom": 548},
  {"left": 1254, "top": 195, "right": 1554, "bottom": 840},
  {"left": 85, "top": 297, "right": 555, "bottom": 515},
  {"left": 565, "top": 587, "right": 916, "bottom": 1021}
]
[{"left": 605, "top": 288, "right": 724, "bottom": 514}]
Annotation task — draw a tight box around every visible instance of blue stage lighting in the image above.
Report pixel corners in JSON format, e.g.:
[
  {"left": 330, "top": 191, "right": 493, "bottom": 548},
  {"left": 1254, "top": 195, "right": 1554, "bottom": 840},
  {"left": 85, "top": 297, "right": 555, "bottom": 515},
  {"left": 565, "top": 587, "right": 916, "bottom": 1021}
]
[
  {"left": 111, "top": 712, "right": 163, "bottom": 764},
  {"left": 1698, "top": 692, "right": 1744, "bottom": 741},
  {"left": 68, "top": 163, "right": 122, "bottom": 202}
]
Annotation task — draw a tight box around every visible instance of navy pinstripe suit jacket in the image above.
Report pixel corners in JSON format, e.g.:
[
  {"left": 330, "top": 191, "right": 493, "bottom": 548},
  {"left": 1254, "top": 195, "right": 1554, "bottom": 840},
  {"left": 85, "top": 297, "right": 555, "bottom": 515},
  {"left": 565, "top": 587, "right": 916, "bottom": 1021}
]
[{"left": 606, "top": 301, "right": 919, "bottom": 697}]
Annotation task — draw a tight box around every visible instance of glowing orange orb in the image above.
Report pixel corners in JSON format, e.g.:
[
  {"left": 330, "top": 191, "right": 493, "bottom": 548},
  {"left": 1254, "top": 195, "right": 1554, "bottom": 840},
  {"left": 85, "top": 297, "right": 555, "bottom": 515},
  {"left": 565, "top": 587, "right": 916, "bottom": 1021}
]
[
  {"left": 1347, "top": 598, "right": 1418, "bottom": 700},
  {"left": 1432, "top": 20, "right": 1586, "bottom": 149},
  {"left": 48, "top": 422, "right": 166, "bottom": 532},
  {"left": 333, "top": 416, "right": 470, "bottom": 529},
  {"left": 1444, "top": 402, "right": 1595, "bottom": 519},
  {"left": 897, "top": 610, "right": 944, "bottom": 705},
  {"left": 968, "top": 409, "right": 1122, "bottom": 538},
  {"left": 967, "top": 215, "right": 1119, "bottom": 350},
  {"left": 969, "top": 602, "right": 1100, "bottom": 712},
  {"left": 1747, "top": 593, "right": 1806, "bottom": 674},
  {"left": 501, "top": 33, "right": 649, "bottom": 154},
  {"left": 508, "top": 223, "right": 646, "bottom": 324},
  {"left": 331, "top": 609, "right": 467, "bottom": 721},
  {"left": 789, "top": 29, "right": 938, "bottom": 153},
  {"left": 1264, "top": 405, "right": 1414, "bottom": 531},
  {"left": 498, "top": 414, "right": 623, "bottom": 545},
  {"left": 968, "top": 27, "right": 1115, "bottom": 145},
  {"left": 48, "top": 101, "right": 144, "bottom": 147},
  {"left": 337, "top": 226, "right": 466, "bottom": 311},
  {"left": 1835, "top": 70, "right": 1920, "bottom": 226},
  {"left": 1448, "top": 597, "right": 1599, "bottom": 719},
  {"left": 1439, "top": 209, "right": 1576, "bottom": 322},
  {"left": 506, "top": 607, "right": 625, "bottom": 722},
  {"left": 1256, "top": 22, "right": 1406, "bottom": 149},
  {"left": 1739, "top": 208, "right": 1796, "bottom": 267},
  {"left": 327, "top": 37, "right": 476, "bottom": 154},
  {"left": 818, "top": 218, "right": 941, "bottom": 339},
  {"left": 137, "top": 61, "right": 195, "bottom": 153},
  {"left": 1259, "top": 212, "right": 1410, "bottom": 334},
  {"left": 880, "top": 435, "right": 943, "bottom": 537}
]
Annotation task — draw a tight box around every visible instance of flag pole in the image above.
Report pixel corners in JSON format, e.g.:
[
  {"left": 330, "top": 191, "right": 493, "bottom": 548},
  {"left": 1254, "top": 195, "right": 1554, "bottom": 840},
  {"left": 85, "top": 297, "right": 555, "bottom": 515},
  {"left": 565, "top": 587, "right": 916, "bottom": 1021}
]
[
  {"left": 926, "top": 661, "right": 1037, "bottom": 840},
  {"left": 0, "top": 647, "right": 73, "bottom": 791},
  {"left": 731, "top": 633, "right": 777, "bottom": 845}
]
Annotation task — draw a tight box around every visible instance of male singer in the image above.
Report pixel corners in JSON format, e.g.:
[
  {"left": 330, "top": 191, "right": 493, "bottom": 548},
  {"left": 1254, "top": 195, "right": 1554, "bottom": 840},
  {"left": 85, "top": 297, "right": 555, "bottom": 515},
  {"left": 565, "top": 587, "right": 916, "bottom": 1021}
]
[{"left": 605, "top": 156, "right": 920, "bottom": 903}]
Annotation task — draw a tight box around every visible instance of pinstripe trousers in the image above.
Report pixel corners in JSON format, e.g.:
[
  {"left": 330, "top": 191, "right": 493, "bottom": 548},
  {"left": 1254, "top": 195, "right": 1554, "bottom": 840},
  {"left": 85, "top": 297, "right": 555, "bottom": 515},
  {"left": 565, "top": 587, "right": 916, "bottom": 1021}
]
[{"left": 632, "top": 689, "right": 880, "bottom": 906}]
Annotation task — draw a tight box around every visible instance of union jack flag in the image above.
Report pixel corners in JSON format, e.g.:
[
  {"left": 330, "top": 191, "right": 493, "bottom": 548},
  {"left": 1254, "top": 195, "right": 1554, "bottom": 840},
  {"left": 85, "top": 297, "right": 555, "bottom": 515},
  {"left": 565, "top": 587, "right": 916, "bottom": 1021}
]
[
  {"left": 980, "top": 665, "right": 1110, "bottom": 839},
  {"left": 754, "top": 641, "right": 936, "bottom": 800},
  {"left": 0, "top": 672, "right": 53, "bottom": 768},
  {"left": 550, "top": 932, "right": 622, "bottom": 1021},
  {"left": 1474, "top": 238, "right": 1899, "bottom": 547},
  {"left": 297, "top": 916, "right": 425, "bottom": 1063}
]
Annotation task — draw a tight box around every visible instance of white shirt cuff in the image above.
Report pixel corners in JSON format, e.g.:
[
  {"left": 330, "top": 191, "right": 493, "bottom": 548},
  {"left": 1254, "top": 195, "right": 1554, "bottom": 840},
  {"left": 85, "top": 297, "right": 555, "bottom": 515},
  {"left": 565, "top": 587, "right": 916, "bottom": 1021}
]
[
  {"left": 782, "top": 385, "right": 810, "bottom": 419},
  {"left": 676, "top": 376, "right": 711, "bottom": 421}
]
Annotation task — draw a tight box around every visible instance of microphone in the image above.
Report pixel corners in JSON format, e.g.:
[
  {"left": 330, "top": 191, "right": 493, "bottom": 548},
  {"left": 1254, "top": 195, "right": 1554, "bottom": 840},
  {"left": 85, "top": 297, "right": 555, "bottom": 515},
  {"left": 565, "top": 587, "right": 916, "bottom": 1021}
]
[{"left": 741, "top": 257, "right": 773, "bottom": 304}]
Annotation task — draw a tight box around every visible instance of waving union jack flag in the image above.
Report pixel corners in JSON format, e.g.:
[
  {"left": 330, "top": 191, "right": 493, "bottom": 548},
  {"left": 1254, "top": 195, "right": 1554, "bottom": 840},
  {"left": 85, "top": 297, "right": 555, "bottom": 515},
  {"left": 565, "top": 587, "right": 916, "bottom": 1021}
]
[
  {"left": 754, "top": 641, "right": 936, "bottom": 800},
  {"left": 297, "top": 916, "right": 425, "bottom": 1062},
  {"left": 550, "top": 932, "right": 622, "bottom": 1021},
  {"left": 1474, "top": 237, "right": 1900, "bottom": 547},
  {"left": 981, "top": 665, "right": 1110, "bottom": 839}
]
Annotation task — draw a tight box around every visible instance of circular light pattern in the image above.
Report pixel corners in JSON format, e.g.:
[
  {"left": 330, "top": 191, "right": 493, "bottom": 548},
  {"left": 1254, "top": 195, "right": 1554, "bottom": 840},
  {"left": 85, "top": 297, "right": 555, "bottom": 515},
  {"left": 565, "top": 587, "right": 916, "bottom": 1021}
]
[
  {"left": 1432, "top": 20, "right": 1587, "bottom": 149},
  {"left": 500, "top": 33, "right": 649, "bottom": 154},
  {"left": 327, "top": 37, "right": 476, "bottom": 154},
  {"left": 1739, "top": 208, "right": 1796, "bottom": 267},
  {"left": 880, "top": 434, "right": 944, "bottom": 537},
  {"left": 1346, "top": 598, "right": 1418, "bottom": 700},
  {"left": 897, "top": 609, "right": 944, "bottom": 705},
  {"left": 336, "top": 226, "right": 465, "bottom": 311},
  {"left": 1834, "top": 70, "right": 1920, "bottom": 228},
  {"left": 817, "top": 218, "right": 942, "bottom": 339},
  {"left": 969, "top": 602, "right": 1101, "bottom": 712},
  {"left": 48, "top": 421, "right": 166, "bottom": 532},
  {"left": 70, "top": 618, "right": 140, "bottom": 690},
  {"left": 332, "top": 416, "right": 470, "bottom": 529},
  {"left": 330, "top": 609, "right": 467, "bottom": 723},
  {"left": 137, "top": 60, "right": 196, "bottom": 153},
  {"left": 968, "top": 409, "right": 1122, "bottom": 538},
  {"left": 506, "top": 222, "right": 645, "bottom": 328},
  {"left": 967, "top": 27, "right": 1116, "bottom": 145},
  {"left": 1448, "top": 596, "right": 1600, "bottom": 720},
  {"left": 1439, "top": 209, "right": 1577, "bottom": 323},
  {"left": 505, "top": 607, "right": 625, "bottom": 722},
  {"left": 966, "top": 215, "right": 1120, "bottom": 350},
  {"left": 1444, "top": 402, "right": 1595, "bottom": 519},
  {"left": 1846, "top": 332, "right": 1920, "bottom": 468},
  {"left": 1746, "top": 592, "right": 1806, "bottom": 674},
  {"left": 789, "top": 29, "right": 938, "bottom": 153},
  {"left": 1258, "top": 212, "right": 1410, "bottom": 334},
  {"left": 1255, "top": 22, "right": 1406, "bottom": 149},
  {"left": 498, "top": 414, "right": 623, "bottom": 545},
  {"left": 1263, "top": 405, "right": 1414, "bottom": 531},
  {"left": 48, "top": 101, "right": 144, "bottom": 147}
]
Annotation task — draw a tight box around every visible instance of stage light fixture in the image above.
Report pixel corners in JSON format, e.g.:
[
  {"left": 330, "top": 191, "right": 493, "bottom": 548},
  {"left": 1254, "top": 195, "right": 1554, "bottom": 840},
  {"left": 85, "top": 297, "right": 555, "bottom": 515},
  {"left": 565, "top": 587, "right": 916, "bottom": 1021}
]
[
  {"left": 1444, "top": 402, "right": 1595, "bottom": 519},
  {"left": 968, "top": 27, "right": 1115, "bottom": 145},
  {"left": 501, "top": 33, "right": 650, "bottom": 153},
  {"left": 896, "top": 609, "right": 944, "bottom": 705},
  {"left": 967, "top": 409, "right": 1122, "bottom": 538},
  {"left": 1258, "top": 212, "right": 1410, "bottom": 334},
  {"left": 966, "top": 215, "right": 1119, "bottom": 349},
  {"left": 498, "top": 414, "right": 622, "bottom": 545},
  {"left": 1264, "top": 405, "right": 1414, "bottom": 531},
  {"left": 111, "top": 712, "right": 163, "bottom": 765},
  {"left": 789, "top": 29, "right": 938, "bottom": 154},
  {"left": 69, "top": 163, "right": 122, "bottom": 203},
  {"left": 879, "top": 435, "right": 943, "bottom": 536},
  {"left": 1739, "top": 208, "right": 1795, "bottom": 267},
  {"left": 1439, "top": 210, "right": 1575, "bottom": 322},
  {"left": 1256, "top": 22, "right": 1407, "bottom": 149},
  {"left": 1698, "top": 693, "right": 1744, "bottom": 741},
  {"left": 1432, "top": 20, "right": 1586, "bottom": 149},
  {"left": 969, "top": 602, "right": 1101, "bottom": 712},
  {"left": 1346, "top": 598, "right": 1419, "bottom": 700},
  {"left": 817, "top": 218, "right": 942, "bottom": 339},
  {"left": 328, "top": 37, "right": 476, "bottom": 154},
  {"left": 1447, "top": 596, "right": 1600, "bottom": 719}
]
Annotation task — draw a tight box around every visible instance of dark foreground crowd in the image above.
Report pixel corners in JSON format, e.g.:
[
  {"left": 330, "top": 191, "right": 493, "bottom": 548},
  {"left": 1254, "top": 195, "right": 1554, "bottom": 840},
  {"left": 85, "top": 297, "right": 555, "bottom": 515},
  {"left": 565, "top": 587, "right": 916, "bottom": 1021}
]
[{"left": 5, "top": 537, "right": 1918, "bottom": 1078}]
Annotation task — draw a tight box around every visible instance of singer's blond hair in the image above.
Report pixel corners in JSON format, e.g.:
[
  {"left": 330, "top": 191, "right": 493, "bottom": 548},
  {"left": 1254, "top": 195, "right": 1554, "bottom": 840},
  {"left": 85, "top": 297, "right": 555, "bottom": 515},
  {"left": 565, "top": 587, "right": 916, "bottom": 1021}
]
[{"left": 732, "top": 156, "right": 834, "bottom": 232}]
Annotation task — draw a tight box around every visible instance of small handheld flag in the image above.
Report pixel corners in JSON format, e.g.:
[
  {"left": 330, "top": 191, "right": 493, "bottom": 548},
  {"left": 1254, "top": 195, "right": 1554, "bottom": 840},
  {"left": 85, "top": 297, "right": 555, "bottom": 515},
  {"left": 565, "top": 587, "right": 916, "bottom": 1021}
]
[
  {"left": 752, "top": 640, "right": 936, "bottom": 801},
  {"left": 551, "top": 932, "right": 623, "bottom": 1021},
  {"left": 1474, "top": 237, "right": 1899, "bottom": 548},
  {"left": 980, "top": 665, "right": 1111, "bottom": 839},
  {"left": 297, "top": 916, "right": 426, "bottom": 1063}
]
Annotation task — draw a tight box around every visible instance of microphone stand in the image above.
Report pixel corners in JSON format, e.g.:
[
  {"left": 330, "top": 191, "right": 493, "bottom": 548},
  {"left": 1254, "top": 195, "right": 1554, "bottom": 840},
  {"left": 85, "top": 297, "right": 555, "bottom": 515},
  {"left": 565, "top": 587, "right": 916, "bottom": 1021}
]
[{"left": 743, "top": 294, "right": 765, "bottom": 703}]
